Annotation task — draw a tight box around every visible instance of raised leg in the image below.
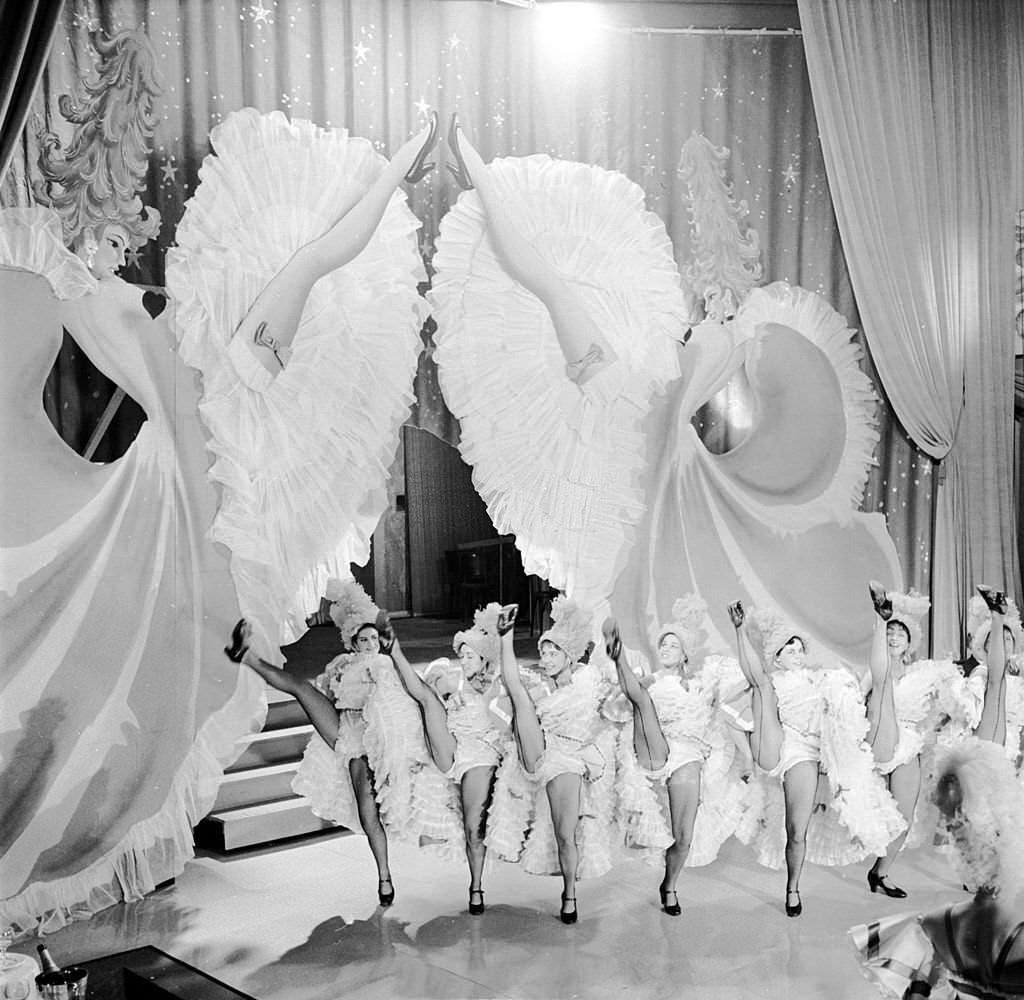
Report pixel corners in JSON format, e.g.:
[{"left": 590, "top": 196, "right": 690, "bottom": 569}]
[
  {"left": 388, "top": 637, "right": 456, "bottom": 772},
  {"left": 661, "top": 762, "right": 701, "bottom": 914},
  {"left": 232, "top": 123, "right": 435, "bottom": 377},
  {"left": 499, "top": 626, "right": 546, "bottom": 772},
  {"left": 546, "top": 771, "right": 583, "bottom": 921},
  {"left": 240, "top": 647, "right": 341, "bottom": 748},
  {"left": 452, "top": 124, "right": 614, "bottom": 383},
  {"left": 604, "top": 618, "right": 668, "bottom": 770},
  {"left": 728, "top": 603, "right": 783, "bottom": 772},
  {"left": 782, "top": 759, "right": 817, "bottom": 912},
  {"left": 865, "top": 591, "right": 898, "bottom": 765},
  {"left": 461, "top": 765, "right": 496, "bottom": 905},
  {"left": 975, "top": 587, "right": 1008, "bottom": 746}
]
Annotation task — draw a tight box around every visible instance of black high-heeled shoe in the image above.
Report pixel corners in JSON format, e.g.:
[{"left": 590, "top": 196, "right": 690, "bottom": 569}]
[
  {"left": 468, "top": 889, "right": 485, "bottom": 916},
  {"left": 785, "top": 889, "right": 802, "bottom": 917},
  {"left": 497, "top": 604, "right": 519, "bottom": 636},
  {"left": 659, "top": 885, "right": 682, "bottom": 917},
  {"left": 868, "top": 868, "right": 907, "bottom": 898},
  {"left": 404, "top": 110, "right": 440, "bottom": 183},
  {"left": 378, "top": 878, "right": 395, "bottom": 907},
  {"left": 559, "top": 895, "right": 578, "bottom": 925},
  {"left": 224, "top": 619, "right": 249, "bottom": 663},
  {"left": 977, "top": 585, "right": 1008, "bottom": 616},
  {"left": 602, "top": 618, "right": 622, "bottom": 662},
  {"left": 869, "top": 581, "right": 893, "bottom": 621},
  {"left": 446, "top": 113, "right": 474, "bottom": 190}
]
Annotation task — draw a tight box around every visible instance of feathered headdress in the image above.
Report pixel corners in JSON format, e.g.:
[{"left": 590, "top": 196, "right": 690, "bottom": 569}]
[
  {"left": 422, "top": 657, "right": 466, "bottom": 703},
  {"left": 888, "top": 589, "right": 931, "bottom": 658},
  {"left": 748, "top": 606, "right": 806, "bottom": 666},
  {"left": 654, "top": 594, "right": 709, "bottom": 662},
  {"left": 966, "top": 594, "right": 1023, "bottom": 661},
  {"left": 539, "top": 596, "right": 593, "bottom": 664},
  {"left": 325, "top": 578, "right": 381, "bottom": 650},
  {"left": 933, "top": 738, "right": 1024, "bottom": 901},
  {"left": 452, "top": 602, "right": 502, "bottom": 666}
]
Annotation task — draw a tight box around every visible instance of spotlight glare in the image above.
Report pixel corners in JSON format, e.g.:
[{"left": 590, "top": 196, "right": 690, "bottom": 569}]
[{"left": 537, "top": 3, "right": 604, "bottom": 61}]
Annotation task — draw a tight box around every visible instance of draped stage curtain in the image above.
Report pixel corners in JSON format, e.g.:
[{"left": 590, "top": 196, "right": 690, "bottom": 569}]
[
  {"left": 1, "top": 0, "right": 934, "bottom": 599},
  {"left": 0, "top": 0, "right": 62, "bottom": 181},
  {"left": 799, "top": 0, "right": 1020, "bottom": 656}
]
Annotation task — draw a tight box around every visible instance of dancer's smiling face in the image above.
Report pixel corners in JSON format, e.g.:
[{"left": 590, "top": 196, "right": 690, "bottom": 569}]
[
  {"left": 887, "top": 621, "right": 911, "bottom": 658},
  {"left": 352, "top": 625, "right": 381, "bottom": 653},
  {"left": 773, "top": 637, "right": 806, "bottom": 671},
  {"left": 457, "top": 643, "right": 486, "bottom": 679},
  {"left": 657, "top": 633, "right": 686, "bottom": 670},
  {"left": 540, "top": 640, "right": 571, "bottom": 679}
]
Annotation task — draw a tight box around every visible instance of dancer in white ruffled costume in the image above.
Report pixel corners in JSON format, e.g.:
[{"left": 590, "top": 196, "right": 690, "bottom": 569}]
[
  {"left": 965, "top": 589, "right": 1024, "bottom": 770},
  {"left": 861, "top": 582, "right": 965, "bottom": 899},
  {"left": 850, "top": 739, "right": 1024, "bottom": 1000},
  {"left": 431, "top": 120, "right": 903, "bottom": 678},
  {"left": 487, "top": 598, "right": 616, "bottom": 924},
  {"left": 601, "top": 596, "right": 749, "bottom": 917},
  {"left": 382, "top": 605, "right": 507, "bottom": 915},
  {"left": 726, "top": 602, "right": 905, "bottom": 917},
  {"left": 228, "top": 581, "right": 459, "bottom": 907}
]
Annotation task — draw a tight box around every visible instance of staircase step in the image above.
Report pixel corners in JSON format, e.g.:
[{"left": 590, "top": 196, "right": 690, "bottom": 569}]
[
  {"left": 228, "top": 724, "right": 313, "bottom": 771},
  {"left": 195, "top": 797, "right": 341, "bottom": 852},
  {"left": 264, "top": 689, "right": 310, "bottom": 731},
  {"left": 213, "top": 761, "right": 303, "bottom": 811}
]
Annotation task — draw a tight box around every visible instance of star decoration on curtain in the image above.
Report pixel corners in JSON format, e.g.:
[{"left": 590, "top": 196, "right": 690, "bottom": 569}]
[
  {"left": 712, "top": 83, "right": 726, "bottom": 98},
  {"left": 354, "top": 41, "right": 369, "bottom": 64},
  {"left": 414, "top": 96, "right": 431, "bottom": 117},
  {"left": 125, "top": 246, "right": 142, "bottom": 269},
  {"left": 160, "top": 160, "right": 178, "bottom": 184},
  {"left": 248, "top": 1, "right": 271, "bottom": 25},
  {"left": 492, "top": 112, "right": 505, "bottom": 128},
  {"left": 447, "top": 33, "right": 461, "bottom": 51},
  {"left": 641, "top": 161, "right": 657, "bottom": 178},
  {"left": 72, "top": 10, "right": 100, "bottom": 31},
  {"left": 782, "top": 162, "right": 800, "bottom": 189}
]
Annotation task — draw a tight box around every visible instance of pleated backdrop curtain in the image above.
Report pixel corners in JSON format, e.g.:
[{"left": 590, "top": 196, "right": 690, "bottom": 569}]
[
  {"left": 0, "top": 0, "right": 62, "bottom": 182},
  {"left": 799, "top": 0, "right": 1020, "bottom": 655},
  {"left": 3, "top": 0, "right": 933, "bottom": 609}
]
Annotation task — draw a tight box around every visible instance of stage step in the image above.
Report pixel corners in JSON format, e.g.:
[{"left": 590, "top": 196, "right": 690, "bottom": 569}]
[
  {"left": 264, "top": 687, "right": 310, "bottom": 730},
  {"left": 195, "top": 686, "right": 342, "bottom": 852},
  {"left": 195, "top": 797, "right": 339, "bottom": 852},
  {"left": 228, "top": 723, "right": 313, "bottom": 771},
  {"left": 213, "top": 761, "right": 302, "bottom": 811}
]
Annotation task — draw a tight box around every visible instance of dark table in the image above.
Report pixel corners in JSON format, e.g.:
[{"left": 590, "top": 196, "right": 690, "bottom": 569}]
[{"left": 76, "top": 946, "right": 254, "bottom": 999}]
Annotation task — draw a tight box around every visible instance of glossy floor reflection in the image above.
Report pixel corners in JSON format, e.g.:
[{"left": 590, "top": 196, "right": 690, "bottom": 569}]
[{"left": 25, "top": 833, "right": 964, "bottom": 999}]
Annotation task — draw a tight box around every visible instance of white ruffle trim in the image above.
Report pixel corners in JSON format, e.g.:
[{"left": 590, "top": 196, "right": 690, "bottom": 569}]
[
  {"left": 430, "top": 154, "right": 689, "bottom": 607},
  {"left": 166, "top": 109, "right": 425, "bottom": 647},
  {"left": 0, "top": 669, "right": 266, "bottom": 935},
  {"left": 0, "top": 207, "right": 96, "bottom": 300},
  {"left": 486, "top": 728, "right": 619, "bottom": 879}
]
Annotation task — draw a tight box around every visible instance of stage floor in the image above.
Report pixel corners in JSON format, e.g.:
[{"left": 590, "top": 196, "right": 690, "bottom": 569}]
[{"left": 24, "top": 833, "right": 961, "bottom": 1000}]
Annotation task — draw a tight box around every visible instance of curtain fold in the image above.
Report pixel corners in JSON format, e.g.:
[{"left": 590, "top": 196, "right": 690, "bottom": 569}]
[
  {"left": 799, "top": 0, "right": 1019, "bottom": 654},
  {"left": 0, "top": 0, "right": 63, "bottom": 183}
]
